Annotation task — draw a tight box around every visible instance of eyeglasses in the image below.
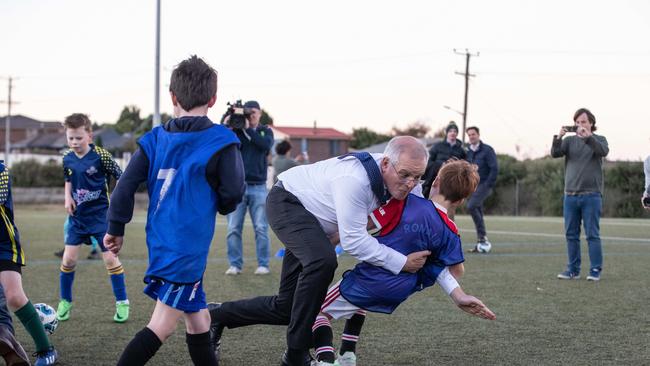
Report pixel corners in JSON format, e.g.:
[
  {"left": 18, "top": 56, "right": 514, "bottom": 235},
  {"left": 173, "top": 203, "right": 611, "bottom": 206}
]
[{"left": 389, "top": 162, "right": 425, "bottom": 185}]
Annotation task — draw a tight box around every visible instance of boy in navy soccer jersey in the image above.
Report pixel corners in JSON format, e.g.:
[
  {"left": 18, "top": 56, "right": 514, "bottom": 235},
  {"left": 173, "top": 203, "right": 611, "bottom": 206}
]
[
  {"left": 56, "top": 113, "right": 129, "bottom": 323},
  {"left": 0, "top": 162, "right": 59, "bottom": 365},
  {"left": 104, "top": 55, "right": 245, "bottom": 366},
  {"left": 312, "top": 160, "right": 496, "bottom": 366}
]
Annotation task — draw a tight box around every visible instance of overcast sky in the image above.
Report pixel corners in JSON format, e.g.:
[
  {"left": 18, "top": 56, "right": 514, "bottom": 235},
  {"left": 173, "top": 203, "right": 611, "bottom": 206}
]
[{"left": 1, "top": 0, "right": 649, "bottom": 160}]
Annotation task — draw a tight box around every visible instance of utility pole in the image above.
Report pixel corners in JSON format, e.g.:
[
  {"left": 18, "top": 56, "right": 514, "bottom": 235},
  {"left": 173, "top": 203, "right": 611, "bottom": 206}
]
[
  {"left": 153, "top": 0, "right": 161, "bottom": 127},
  {"left": 453, "top": 49, "right": 479, "bottom": 144},
  {"left": 0, "top": 77, "right": 19, "bottom": 165}
]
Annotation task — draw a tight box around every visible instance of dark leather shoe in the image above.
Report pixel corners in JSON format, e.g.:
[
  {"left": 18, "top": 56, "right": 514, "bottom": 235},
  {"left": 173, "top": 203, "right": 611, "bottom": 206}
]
[
  {"left": 0, "top": 326, "right": 30, "bottom": 366},
  {"left": 280, "top": 349, "right": 313, "bottom": 366},
  {"left": 207, "top": 302, "right": 224, "bottom": 361}
]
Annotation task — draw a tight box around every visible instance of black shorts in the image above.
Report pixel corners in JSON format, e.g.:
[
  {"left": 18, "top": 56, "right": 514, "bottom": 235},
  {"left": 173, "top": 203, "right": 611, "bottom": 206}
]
[{"left": 0, "top": 260, "right": 22, "bottom": 274}]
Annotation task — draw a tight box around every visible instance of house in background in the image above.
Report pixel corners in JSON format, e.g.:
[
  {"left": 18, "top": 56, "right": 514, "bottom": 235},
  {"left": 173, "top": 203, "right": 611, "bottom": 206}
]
[
  {"left": 271, "top": 125, "right": 350, "bottom": 163},
  {"left": 0, "top": 115, "right": 63, "bottom": 151}
]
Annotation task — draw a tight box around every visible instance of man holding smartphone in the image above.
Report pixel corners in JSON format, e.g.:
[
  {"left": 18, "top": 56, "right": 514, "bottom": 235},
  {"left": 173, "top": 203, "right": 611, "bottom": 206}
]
[{"left": 551, "top": 108, "right": 609, "bottom": 281}]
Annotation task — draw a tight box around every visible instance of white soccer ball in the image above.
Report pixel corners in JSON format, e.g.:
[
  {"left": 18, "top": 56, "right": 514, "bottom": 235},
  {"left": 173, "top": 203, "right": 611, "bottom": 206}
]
[
  {"left": 476, "top": 240, "right": 492, "bottom": 253},
  {"left": 34, "top": 303, "right": 59, "bottom": 335}
]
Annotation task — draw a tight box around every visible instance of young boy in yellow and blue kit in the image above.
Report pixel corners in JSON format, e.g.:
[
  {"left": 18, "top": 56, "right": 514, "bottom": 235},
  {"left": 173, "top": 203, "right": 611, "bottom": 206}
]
[
  {"left": 0, "top": 162, "right": 59, "bottom": 365},
  {"left": 56, "top": 113, "right": 129, "bottom": 323}
]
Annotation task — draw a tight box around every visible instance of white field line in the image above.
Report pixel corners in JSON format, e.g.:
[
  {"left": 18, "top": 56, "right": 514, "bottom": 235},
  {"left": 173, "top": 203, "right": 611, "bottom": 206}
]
[{"left": 458, "top": 228, "right": 650, "bottom": 243}]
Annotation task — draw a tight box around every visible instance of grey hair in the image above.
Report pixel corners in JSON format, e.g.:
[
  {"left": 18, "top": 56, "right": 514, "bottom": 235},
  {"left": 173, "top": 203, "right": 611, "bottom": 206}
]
[{"left": 383, "top": 136, "right": 429, "bottom": 165}]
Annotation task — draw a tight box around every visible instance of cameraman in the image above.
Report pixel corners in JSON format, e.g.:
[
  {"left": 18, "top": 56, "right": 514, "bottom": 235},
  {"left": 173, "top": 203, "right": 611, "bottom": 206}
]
[
  {"left": 641, "top": 155, "right": 650, "bottom": 211},
  {"left": 224, "top": 100, "right": 274, "bottom": 275},
  {"left": 552, "top": 108, "right": 609, "bottom": 281}
]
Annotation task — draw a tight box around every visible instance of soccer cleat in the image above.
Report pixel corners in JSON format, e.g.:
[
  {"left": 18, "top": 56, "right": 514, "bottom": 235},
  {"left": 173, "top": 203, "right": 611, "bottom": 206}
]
[
  {"left": 586, "top": 269, "right": 601, "bottom": 281},
  {"left": 557, "top": 270, "right": 580, "bottom": 280},
  {"left": 254, "top": 266, "right": 270, "bottom": 275},
  {"left": 224, "top": 266, "right": 241, "bottom": 275},
  {"left": 56, "top": 299, "right": 72, "bottom": 321},
  {"left": 208, "top": 303, "right": 224, "bottom": 361},
  {"left": 114, "top": 301, "right": 130, "bottom": 323},
  {"left": 0, "top": 325, "right": 30, "bottom": 366},
  {"left": 33, "top": 347, "right": 58, "bottom": 366},
  {"left": 334, "top": 352, "right": 357, "bottom": 366},
  {"left": 87, "top": 249, "right": 101, "bottom": 260},
  {"left": 53, "top": 249, "right": 64, "bottom": 258}
]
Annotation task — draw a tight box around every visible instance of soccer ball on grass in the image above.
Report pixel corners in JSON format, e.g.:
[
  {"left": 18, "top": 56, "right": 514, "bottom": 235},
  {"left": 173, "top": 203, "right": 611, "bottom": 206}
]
[
  {"left": 34, "top": 303, "right": 59, "bottom": 335},
  {"left": 475, "top": 240, "right": 492, "bottom": 253}
]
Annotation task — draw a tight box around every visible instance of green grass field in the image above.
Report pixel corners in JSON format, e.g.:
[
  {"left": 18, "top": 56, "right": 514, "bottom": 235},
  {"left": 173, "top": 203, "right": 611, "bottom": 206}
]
[{"left": 12, "top": 205, "right": 650, "bottom": 365}]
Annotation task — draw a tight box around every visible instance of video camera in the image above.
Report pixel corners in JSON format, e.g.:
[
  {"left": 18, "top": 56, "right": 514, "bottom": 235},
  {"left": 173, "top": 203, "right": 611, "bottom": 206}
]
[{"left": 221, "top": 100, "right": 252, "bottom": 130}]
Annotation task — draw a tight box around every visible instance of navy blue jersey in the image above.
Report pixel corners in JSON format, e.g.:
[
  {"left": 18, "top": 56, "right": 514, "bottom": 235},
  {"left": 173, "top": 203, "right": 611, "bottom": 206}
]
[
  {"left": 0, "top": 162, "right": 25, "bottom": 265},
  {"left": 139, "top": 123, "right": 239, "bottom": 284},
  {"left": 339, "top": 194, "right": 464, "bottom": 314},
  {"left": 63, "top": 144, "right": 122, "bottom": 234}
]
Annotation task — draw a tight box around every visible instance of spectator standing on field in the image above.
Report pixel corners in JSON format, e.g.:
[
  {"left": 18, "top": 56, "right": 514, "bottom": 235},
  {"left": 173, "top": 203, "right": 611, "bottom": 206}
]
[
  {"left": 552, "top": 108, "right": 609, "bottom": 281},
  {"left": 422, "top": 121, "right": 466, "bottom": 203},
  {"left": 272, "top": 140, "right": 306, "bottom": 183},
  {"left": 465, "top": 126, "right": 498, "bottom": 253},
  {"left": 225, "top": 100, "right": 274, "bottom": 276}
]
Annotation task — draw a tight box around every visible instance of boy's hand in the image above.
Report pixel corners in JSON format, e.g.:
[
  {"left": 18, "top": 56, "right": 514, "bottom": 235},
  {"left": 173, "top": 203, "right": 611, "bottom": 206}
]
[
  {"left": 64, "top": 198, "right": 76, "bottom": 215},
  {"left": 104, "top": 234, "right": 123, "bottom": 254},
  {"left": 451, "top": 289, "right": 496, "bottom": 320},
  {"left": 402, "top": 250, "right": 431, "bottom": 273},
  {"left": 328, "top": 232, "right": 340, "bottom": 245}
]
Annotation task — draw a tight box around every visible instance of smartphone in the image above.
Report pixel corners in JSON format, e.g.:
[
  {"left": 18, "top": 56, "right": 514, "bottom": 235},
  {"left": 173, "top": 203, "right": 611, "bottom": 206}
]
[{"left": 563, "top": 125, "right": 578, "bottom": 133}]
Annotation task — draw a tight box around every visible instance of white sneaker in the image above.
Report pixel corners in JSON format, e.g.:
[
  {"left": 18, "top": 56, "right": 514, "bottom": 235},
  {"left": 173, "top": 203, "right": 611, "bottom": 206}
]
[
  {"left": 224, "top": 266, "right": 241, "bottom": 275},
  {"left": 254, "top": 266, "right": 270, "bottom": 275},
  {"left": 334, "top": 352, "right": 356, "bottom": 366}
]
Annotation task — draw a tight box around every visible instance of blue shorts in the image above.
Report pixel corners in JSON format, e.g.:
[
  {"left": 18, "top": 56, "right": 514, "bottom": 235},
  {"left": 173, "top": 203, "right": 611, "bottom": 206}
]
[
  {"left": 64, "top": 219, "right": 106, "bottom": 251},
  {"left": 143, "top": 278, "right": 206, "bottom": 313}
]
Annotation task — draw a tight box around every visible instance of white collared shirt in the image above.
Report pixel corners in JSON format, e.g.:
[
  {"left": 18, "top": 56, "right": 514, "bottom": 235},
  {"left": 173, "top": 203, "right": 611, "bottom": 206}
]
[{"left": 278, "top": 154, "right": 407, "bottom": 274}]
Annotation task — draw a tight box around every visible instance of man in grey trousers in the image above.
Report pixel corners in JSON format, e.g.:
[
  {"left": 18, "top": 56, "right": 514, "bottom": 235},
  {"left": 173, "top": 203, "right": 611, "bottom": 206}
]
[{"left": 552, "top": 108, "right": 609, "bottom": 281}]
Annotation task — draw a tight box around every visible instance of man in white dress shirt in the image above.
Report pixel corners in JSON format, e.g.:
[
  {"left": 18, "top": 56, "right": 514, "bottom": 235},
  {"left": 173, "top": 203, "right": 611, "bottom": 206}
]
[{"left": 209, "top": 136, "right": 430, "bottom": 365}]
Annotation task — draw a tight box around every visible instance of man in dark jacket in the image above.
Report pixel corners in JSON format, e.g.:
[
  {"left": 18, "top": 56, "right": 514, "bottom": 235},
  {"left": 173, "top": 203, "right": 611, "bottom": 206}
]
[
  {"left": 422, "top": 122, "right": 467, "bottom": 199},
  {"left": 465, "top": 126, "right": 498, "bottom": 253},
  {"left": 225, "top": 100, "right": 275, "bottom": 276}
]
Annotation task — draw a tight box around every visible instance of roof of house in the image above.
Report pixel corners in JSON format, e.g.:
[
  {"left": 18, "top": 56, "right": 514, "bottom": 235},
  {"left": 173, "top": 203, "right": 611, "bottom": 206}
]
[
  {"left": 12, "top": 132, "right": 67, "bottom": 150},
  {"left": 12, "top": 127, "right": 131, "bottom": 151},
  {"left": 0, "top": 114, "right": 62, "bottom": 129},
  {"left": 271, "top": 126, "right": 350, "bottom": 140}
]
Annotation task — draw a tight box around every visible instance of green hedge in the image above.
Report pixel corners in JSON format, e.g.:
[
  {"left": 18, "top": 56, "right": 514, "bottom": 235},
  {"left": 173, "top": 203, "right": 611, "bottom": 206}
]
[{"left": 8, "top": 157, "right": 649, "bottom": 218}]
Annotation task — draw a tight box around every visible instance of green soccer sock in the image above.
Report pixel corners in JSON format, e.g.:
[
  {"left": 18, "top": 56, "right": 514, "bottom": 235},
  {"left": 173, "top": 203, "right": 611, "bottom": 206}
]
[{"left": 15, "top": 300, "right": 51, "bottom": 352}]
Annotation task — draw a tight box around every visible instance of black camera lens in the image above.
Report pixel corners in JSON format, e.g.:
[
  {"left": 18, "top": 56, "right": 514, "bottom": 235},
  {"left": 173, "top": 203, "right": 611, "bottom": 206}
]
[{"left": 644, "top": 196, "right": 650, "bottom": 206}]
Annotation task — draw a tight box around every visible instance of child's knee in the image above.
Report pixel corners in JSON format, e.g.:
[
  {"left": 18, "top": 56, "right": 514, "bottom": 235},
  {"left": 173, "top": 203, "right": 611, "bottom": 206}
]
[
  {"left": 61, "top": 256, "right": 77, "bottom": 268},
  {"left": 4, "top": 288, "right": 27, "bottom": 310},
  {"left": 103, "top": 252, "right": 120, "bottom": 268}
]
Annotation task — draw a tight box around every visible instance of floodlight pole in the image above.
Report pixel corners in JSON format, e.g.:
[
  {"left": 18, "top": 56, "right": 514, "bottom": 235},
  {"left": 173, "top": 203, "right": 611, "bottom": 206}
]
[{"left": 153, "top": 0, "right": 161, "bottom": 127}]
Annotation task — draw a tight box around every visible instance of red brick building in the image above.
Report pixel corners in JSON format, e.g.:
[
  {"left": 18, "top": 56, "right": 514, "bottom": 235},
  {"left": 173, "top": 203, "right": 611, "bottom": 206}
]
[{"left": 271, "top": 126, "right": 350, "bottom": 163}]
